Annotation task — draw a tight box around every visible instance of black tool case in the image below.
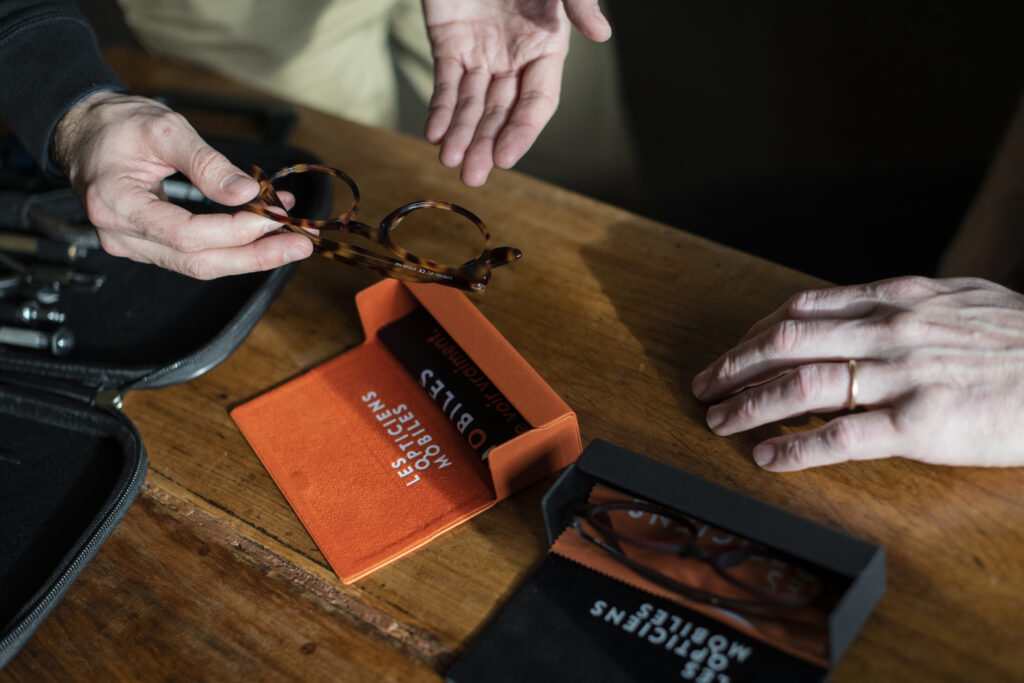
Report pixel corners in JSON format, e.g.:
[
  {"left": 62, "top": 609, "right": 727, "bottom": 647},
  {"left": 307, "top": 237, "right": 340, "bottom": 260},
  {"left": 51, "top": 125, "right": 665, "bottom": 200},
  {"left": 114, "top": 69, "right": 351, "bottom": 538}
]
[{"left": 0, "top": 93, "right": 332, "bottom": 667}]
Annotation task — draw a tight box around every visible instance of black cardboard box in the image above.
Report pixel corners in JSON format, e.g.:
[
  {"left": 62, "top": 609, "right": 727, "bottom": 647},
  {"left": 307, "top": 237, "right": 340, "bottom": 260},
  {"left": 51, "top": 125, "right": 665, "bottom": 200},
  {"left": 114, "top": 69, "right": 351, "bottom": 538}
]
[{"left": 447, "top": 439, "right": 886, "bottom": 682}]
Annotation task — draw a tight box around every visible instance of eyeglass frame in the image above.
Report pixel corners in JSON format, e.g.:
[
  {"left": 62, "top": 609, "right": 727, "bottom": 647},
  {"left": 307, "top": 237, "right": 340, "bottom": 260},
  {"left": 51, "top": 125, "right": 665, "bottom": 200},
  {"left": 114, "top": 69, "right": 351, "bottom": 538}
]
[
  {"left": 242, "top": 164, "right": 521, "bottom": 292},
  {"left": 573, "top": 501, "right": 825, "bottom": 622}
]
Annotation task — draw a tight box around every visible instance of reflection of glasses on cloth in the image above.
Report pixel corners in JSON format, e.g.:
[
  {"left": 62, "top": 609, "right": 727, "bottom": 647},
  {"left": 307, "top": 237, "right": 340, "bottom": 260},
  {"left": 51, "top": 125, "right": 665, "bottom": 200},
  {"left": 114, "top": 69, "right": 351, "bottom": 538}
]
[
  {"left": 243, "top": 164, "right": 521, "bottom": 292},
  {"left": 573, "top": 501, "right": 828, "bottom": 625}
]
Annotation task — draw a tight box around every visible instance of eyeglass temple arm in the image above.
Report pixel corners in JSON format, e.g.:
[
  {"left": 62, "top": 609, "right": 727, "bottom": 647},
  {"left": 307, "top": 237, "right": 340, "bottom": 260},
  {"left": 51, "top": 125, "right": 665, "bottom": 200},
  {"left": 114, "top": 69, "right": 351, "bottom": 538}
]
[
  {"left": 575, "top": 509, "right": 785, "bottom": 610},
  {"left": 483, "top": 245, "right": 522, "bottom": 268},
  {"left": 309, "top": 238, "right": 485, "bottom": 291}
]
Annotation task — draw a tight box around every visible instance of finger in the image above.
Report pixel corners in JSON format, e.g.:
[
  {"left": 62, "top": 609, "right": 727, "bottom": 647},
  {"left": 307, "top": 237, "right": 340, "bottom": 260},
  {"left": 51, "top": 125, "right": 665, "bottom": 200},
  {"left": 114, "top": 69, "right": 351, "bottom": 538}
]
[
  {"left": 425, "top": 57, "right": 464, "bottom": 144},
  {"left": 150, "top": 179, "right": 168, "bottom": 202},
  {"left": 737, "top": 290, "right": 871, "bottom": 347},
  {"left": 250, "top": 188, "right": 297, "bottom": 216},
  {"left": 738, "top": 285, "right": 881, "bottom": 346},
  {"left": 459, "top": 73, "right": 518, "bottom": 187},
  {"left": 738, "top": 277, "right": 949, "bottom": 345},
  {"left": 159, "top": 179, "right": 296, "bottom": 213},
  {"left": 705, "top": 360, "right": 886, "bottom": 436},
  {"left": 111, "top": 187, "right": 287, "bottom": 251},
  {"left": 146, "top": 113, "right": 259, "bottom": 206},
  {"left": 438, "top": 68, "right": 490, "bottom": 169},
  {"left": 254, "top": 190, "right": 304, "bottom": 234},
  {"left": 106, "top": 229, "right": 313, "bottom": 280},
  {"left": 272, "top": 190, "right": 297, "bottom": 211},
  {"left": 562, "top": 0, "right": 612, "bottom": 42},
  {"left": 493, "top": 53, "right": 565, "bottom": 170},
  {"left": 751, "top": 409, "right": 903, "bottom": 472},
  {"left": 692, "top": 318, "right": 869, "bottom": 402}
]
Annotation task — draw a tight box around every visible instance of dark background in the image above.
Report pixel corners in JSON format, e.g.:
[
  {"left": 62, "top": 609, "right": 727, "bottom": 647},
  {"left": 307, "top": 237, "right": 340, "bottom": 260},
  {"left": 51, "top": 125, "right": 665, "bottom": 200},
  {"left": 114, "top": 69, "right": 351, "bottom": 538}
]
[
  {"left": 79, "top": 0, "right": 1024, "bottom": 286},
  {"left": 604, "top": 1, "right": 1024, "bottom": 285}
]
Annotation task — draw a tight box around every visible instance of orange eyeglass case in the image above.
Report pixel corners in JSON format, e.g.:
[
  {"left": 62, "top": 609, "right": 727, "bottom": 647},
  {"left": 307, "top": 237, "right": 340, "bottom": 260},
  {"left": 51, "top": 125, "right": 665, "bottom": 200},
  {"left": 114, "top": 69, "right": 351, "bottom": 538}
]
[{"left": 231, "top": 280, "right": 581, "bottom": 583}]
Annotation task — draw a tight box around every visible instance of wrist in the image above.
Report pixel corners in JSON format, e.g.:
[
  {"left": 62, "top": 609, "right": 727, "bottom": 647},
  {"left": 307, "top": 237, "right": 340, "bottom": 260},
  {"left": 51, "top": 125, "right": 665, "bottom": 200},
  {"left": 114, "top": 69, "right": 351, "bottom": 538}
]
[{"left": 51, "top": 89, "right": 123, "bottom": 178}]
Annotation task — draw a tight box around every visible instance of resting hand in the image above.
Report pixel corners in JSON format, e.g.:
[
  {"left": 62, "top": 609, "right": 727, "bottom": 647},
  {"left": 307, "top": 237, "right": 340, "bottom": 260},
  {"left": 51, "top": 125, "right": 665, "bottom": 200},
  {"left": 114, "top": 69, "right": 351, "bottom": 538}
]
[
  {"left": 691, "top": 276, "right": 1024, "bottom": 471},
  {"left": 423, "top": 0, "right": 612, "bottom": 186},
  {"left": 53, "top": 91, "right": 312, "bottom": 279}
]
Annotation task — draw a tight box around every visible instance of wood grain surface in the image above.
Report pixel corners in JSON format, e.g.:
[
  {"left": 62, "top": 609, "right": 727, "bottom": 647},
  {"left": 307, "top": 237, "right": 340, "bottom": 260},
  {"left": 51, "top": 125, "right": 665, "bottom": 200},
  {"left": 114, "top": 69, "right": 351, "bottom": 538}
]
[{"left": 3, "top": 47, "right": 1023, "bottom": 682}]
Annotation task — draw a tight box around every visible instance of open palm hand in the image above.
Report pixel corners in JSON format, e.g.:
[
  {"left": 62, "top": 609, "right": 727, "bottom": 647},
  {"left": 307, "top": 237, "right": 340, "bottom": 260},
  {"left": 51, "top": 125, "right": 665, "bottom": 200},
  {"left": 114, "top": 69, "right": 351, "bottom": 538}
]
[{"left": 423, "top": 0, "right": 611, "bottom": 186}]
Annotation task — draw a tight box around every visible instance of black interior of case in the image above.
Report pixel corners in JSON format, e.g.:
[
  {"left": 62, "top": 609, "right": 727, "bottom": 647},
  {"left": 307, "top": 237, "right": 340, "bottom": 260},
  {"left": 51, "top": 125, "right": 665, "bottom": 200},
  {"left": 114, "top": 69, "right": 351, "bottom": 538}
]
[
  {"left": 60, "top": 248, "right": 268, "bottom": 364},
  {"left": 0, "top": 93, "right": 333, "bottom": 666},
  {"left": 0, "top": 386, "right": 142, "bottom": 634}
]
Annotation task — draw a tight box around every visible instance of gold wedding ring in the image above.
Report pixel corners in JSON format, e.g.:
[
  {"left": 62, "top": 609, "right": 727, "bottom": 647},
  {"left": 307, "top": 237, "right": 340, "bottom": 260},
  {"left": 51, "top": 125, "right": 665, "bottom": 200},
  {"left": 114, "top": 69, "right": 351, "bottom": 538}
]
[{"left": 846, "top": 359, "right": 859, "bottom": 411}]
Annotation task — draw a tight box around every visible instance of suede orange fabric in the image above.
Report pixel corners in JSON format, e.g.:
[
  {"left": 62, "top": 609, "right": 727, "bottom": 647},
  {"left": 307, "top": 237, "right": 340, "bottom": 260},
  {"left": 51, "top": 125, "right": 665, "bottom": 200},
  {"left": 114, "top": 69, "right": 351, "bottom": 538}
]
[
  {"left": 357, "top": 281, "right": 582, "bottom": 499},
  {"left": 233, "top": 280, "right": 581, "bottom": 583},
  {"left": 551, "top": 484, "right": 833, "bottom": 668},
  {"left": 231, "top": 339, "right": 496, "bottom": 584}
]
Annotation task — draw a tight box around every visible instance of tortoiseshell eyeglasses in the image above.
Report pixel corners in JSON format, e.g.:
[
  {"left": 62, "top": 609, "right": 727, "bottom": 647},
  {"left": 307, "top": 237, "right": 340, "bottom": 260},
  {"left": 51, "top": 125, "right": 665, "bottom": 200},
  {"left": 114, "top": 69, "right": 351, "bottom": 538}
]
[
  {"left": 242, "top": 164, "right": 521, "bottom": 292},
  {"left": 574, "top": 501, "right": 830, "bottom": 625}
]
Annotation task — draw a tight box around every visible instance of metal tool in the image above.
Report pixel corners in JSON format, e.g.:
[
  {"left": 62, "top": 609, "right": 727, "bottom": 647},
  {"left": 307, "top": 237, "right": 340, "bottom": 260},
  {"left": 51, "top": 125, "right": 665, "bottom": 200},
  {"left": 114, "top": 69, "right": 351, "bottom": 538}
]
[
  {"left": 0, "top": 249, "right": 105, "bottom": 295},
  {"left": 23, "top": 261, "right": 106, "bottom": 293},
  {"left": 0, "top": 299, "right": 65, "bottom": 326},
  {"left": 0, "top": 230, "right": 88, "bottom": 264},
  {"left": 0, "top": 187, "right": 100, "bottom": 248},
  {"left": 0, "top": 324, "right": 74, "bottom": 356}
]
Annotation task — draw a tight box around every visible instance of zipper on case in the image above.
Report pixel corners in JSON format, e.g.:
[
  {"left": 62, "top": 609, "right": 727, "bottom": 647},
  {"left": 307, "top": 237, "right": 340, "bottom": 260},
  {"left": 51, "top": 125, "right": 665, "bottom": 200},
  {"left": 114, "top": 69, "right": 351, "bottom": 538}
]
[
  {"left": 1, "top": 262, "right": 293, "bottom": 665},
  {"left": 0, "top": 372, "right": 118, "bottom": 410},
  {"left": 0, "top": 408, "right": 147, "bottom": 664},
  {"left": 114, "top": 312, "right": 249, "bottom": 395},
  {"left": 117, "top": 264, "right": 292, "bottom": 394},
  {"left": 88, "top": 316, "right": 250, "bottom": 408},
  {"left": 93, "top": 388, "right": 124, "bottom": 410}
]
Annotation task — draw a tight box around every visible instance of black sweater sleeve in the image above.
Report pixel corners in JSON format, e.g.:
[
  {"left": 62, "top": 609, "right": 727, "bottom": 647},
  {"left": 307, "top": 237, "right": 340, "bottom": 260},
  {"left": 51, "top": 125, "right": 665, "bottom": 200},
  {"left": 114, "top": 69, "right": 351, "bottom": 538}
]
[{"left": 0, "top": 0, "right": 128, "bottom": 176}]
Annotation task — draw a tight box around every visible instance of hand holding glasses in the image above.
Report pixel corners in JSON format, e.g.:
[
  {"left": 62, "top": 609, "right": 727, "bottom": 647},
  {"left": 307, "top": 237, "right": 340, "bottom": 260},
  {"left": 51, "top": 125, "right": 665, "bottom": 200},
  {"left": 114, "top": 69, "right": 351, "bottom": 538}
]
[{"left": 243, "top": 164, "right": 521, "bottom": 292}]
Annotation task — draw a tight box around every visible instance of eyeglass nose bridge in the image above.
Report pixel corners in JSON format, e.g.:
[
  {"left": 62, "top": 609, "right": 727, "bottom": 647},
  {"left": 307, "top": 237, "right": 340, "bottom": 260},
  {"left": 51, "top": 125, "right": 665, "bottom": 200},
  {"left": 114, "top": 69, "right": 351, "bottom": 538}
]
[
  {"left": 335, "top": 217, "right": 382, "bottom": 243},
  {"left": 305, "top": 219, "right": 383, "bottom": 254},
  {"left": 244, "top": 164, "right": 521, "bottom": 292}
]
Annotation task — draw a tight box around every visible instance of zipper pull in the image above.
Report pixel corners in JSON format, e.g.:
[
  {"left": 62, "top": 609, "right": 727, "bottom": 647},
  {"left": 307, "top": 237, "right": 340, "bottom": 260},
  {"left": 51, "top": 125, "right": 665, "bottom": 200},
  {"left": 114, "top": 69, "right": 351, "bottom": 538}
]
[{"left": 94, "top": 388, "right": 124, "bottom": 410}]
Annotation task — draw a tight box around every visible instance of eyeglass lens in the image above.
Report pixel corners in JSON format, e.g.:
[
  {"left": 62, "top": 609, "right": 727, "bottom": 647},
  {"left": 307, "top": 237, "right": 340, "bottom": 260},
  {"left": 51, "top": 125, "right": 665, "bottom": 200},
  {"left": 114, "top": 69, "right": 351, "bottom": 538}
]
[
  {"left": 387, "top": 206, "right": 488, "bottom": 266},
  {"left": 588, "top": 505, "right": 823, "bottom": 606},
  {"left": 269, "top": 168, "right": 487, "bottom": 266}
]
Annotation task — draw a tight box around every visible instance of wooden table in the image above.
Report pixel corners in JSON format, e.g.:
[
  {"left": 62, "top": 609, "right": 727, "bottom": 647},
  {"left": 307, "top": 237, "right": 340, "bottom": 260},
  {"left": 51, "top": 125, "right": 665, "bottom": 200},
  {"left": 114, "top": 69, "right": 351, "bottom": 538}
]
[{"left": 3, "top": 48, "right": 1022, "bottom": 682}]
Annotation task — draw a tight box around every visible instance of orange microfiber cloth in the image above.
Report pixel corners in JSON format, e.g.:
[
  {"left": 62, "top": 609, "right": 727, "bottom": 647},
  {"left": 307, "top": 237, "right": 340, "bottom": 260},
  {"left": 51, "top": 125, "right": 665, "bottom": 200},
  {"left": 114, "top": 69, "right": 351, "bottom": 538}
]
[{"left": 231, "top": 338, "right": 496, "bottom": 584}]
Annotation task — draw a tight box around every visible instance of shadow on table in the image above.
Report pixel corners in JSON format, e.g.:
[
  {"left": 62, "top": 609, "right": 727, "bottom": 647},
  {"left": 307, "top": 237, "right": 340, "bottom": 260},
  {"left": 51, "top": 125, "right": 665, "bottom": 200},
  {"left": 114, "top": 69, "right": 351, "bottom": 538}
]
[{"left": 576, "top": 218, "right": 826, "bottom": 469}]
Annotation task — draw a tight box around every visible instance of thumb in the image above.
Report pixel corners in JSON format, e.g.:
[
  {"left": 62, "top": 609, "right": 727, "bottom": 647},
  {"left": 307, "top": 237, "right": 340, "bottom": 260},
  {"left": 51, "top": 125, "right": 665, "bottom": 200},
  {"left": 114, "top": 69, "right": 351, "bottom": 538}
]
[
  {"left": 150, "top": 112, "right": 259, "bottom": 206},
  {"left": 562, "top": 0, "right": 612, "bottom": 42}
]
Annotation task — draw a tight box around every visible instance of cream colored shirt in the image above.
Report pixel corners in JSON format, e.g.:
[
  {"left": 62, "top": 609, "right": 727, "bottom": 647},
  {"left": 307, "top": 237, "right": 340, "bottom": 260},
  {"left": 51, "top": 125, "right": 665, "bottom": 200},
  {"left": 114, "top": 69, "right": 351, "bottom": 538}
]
[{"left": 117, "top": 0, "right": 433, "bottom": 128}]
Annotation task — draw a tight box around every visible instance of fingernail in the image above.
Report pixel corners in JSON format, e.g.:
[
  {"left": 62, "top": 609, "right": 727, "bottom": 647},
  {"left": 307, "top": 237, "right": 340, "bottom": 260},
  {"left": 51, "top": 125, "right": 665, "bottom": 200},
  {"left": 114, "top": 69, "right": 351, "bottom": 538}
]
[
  {"left": 264, "top": 220, "right": 282, "bottom": 234},
  {"left": 692, "top": 371, "right": 709, "bottom": 398},
  {"left": 284, "top": 246, "right": 309, "bottom": 263},
  {"left": 706, "top": 405, "right": 726, "bottom": 430},
  {"left": 753, "top": 444, "right": 776, "bottom": 468},
  {"left": 222, "top": 173, "right": 255, "bottom": 194}
]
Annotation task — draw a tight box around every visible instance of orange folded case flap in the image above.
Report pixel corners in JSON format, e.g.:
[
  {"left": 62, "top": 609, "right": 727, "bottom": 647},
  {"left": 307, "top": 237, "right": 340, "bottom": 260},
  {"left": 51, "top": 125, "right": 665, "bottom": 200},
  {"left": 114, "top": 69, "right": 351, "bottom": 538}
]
[
  {"left": 231, "top": 338, "right": 499, "bottom": 585},
  {"left": 356, "top": 280, "right": 582, "bottom": 499}
]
